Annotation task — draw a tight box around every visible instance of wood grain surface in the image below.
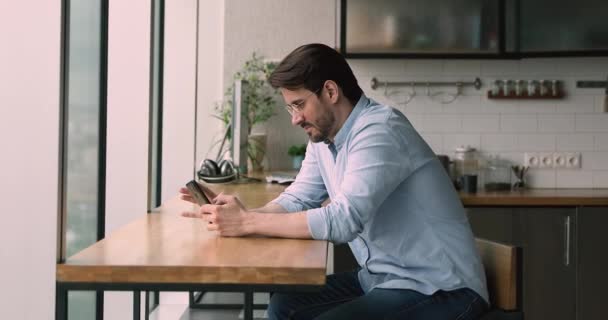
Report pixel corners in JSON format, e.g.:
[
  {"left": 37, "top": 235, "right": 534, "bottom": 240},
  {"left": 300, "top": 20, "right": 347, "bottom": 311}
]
[
  {"left": 461, "top": 188, "right": 608, "bottom": 206},
  {"left": 57, "top": 192, "right": 327, "bottom": 285},
  {"left": 476, "top": 238, "right": 520, "bottom": 311}
]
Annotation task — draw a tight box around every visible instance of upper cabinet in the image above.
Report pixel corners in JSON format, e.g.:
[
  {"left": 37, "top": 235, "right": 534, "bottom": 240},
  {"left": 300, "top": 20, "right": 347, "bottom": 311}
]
[
  {"left": 519, "top": 0, "right": 608, "bottom": 56},
  {"left": 339, "top": 0, "right": 608, "bottom": 58}
]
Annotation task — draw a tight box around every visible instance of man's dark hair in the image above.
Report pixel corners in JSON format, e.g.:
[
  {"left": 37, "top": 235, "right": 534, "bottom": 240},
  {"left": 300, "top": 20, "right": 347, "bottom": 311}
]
[{"left": 268, "top": 43, "right": 363, "bottom": 106}]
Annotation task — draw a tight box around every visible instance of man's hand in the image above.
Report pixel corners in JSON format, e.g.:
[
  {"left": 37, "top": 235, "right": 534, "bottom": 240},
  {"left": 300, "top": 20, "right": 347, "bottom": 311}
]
[
  {"left": 182, "top": 193, "right": 253, "bottom": 237},
  {"left": 179, "top": 182, "right": 217, "bottom": 204}
]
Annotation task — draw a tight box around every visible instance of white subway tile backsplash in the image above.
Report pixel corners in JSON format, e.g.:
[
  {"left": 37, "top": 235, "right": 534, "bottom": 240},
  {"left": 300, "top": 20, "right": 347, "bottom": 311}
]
[
  {"left": 347, "top": 57, "right": 608, "bottom": 188},
  {"left": 443, "top": 60, "right": 481, "bottom": 76},
  {"left": 403, "top": 60, "right": 443, "bottom": 74},
  {"left": 538, "top": 115, "right": 575, "bottom": 133},
  {"left": 403, "top": 99, "right": 444, "bottom": 114},
  {"left": 462, "top": 115, "right": 500, "bottom": 133},
  {"left": 517, "top": 134, "right": 556, "bottom": 151},
  {"left": 497, "top": 152, "right": 525, "bottom": 167},
  {"left": 556, "top": 171, "right": 593, "bottom": 188},
  {"left": 556, "top": 57, "right": 608, "bottom": 75},
  {"left": 443, "top": 134, "right": 481, "bottom": 154},
  {"left": 348, "top": 59, "right": 406, "bottom": 77},
  {"left": 482, "top": 99, "right": 520, "bottom": 114},
  {"left": 420, "top": 133, "right": 443, "bottom": 154},
  {"left": 526, "top": 169, "right": 556, "bottom": 188},
  {"left": 592, "top": 171, "right": 608, "bottom": 188},
  {"left": 403, "top": 115, "right": 425, "bottom": 135},
  {"left": 481, "top": 134, "right": 518, "bottom": 152},
  {"left": 584, "top": 152, "right": 608, "bottom": 170},
  {"left": 519, "top": 101, "right": 557, "bottom": 113},
  {"left": 554, "top": 95, "right": 596, "bottom": 114},
  {"left": 442, "top": 95, "right": 482, "bottom": 114},
  {"left": 421, "top": 114, "right": 462, "bottom": 133},
  {"left": 481, "top": 60, "right": 520, "bottom": 76},
  {"left": 500, "top": 115, "right": 538, "bottom": 132},
  {"left": 595, "top": 134, "right": 608, "bottom": 151},
  {"left": 556, "top": 134, "right": 595, "bottom": 151},
  {"left": 518, "top": 58, "right": 559, "bottom": 76},
  {"left": 575, "top": 114, "right": 608, "bottom": 132}
]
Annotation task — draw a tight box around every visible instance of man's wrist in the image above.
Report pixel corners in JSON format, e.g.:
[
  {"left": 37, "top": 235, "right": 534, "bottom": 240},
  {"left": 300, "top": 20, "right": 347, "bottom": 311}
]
[{"left": 241, "top": 210, "right": 258, "bottom": 235}]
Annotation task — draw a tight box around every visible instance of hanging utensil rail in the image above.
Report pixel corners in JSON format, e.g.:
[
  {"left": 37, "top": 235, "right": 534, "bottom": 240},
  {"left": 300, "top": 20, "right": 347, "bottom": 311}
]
[{"left": 370, "top": 77, "right": 483, "bottom": 91}]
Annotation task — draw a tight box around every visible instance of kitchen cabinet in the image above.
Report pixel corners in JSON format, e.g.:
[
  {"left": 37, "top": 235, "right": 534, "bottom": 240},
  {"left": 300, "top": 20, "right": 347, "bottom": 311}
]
[
  {"left": 468, "top": 207, "right": 608, "bottom": 320},
  {"left": 519, "top": 0, "right": 608, "bottom": 55},
  {"left": 340, "top": 0, "right": 608, "bottom": 58},
  {"left": 577, "top": 207, "right": 608, "bottom": 320},
  {"left": 340, "top": 0, "right": 502, "bottom": 58}
]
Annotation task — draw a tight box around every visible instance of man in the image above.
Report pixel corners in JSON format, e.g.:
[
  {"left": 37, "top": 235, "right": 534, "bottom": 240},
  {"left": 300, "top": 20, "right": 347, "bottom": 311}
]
[{"left": 180, "top": 43, "right": 488, "bottom": 319}]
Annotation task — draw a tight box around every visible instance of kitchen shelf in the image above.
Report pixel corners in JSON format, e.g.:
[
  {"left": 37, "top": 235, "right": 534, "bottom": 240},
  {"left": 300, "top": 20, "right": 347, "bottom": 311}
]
[{"left": 487, "top": 92, "right": 565, "bottom": 100}]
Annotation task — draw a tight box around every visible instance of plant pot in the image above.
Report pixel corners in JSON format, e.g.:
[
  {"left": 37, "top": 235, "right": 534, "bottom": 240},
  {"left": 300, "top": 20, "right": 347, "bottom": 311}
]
[
  {"left": 248, "top": 133, "right": 267, "bottom": 172},
  {"left": 292, "top": 155, "right": 304, "bottom": 170}
]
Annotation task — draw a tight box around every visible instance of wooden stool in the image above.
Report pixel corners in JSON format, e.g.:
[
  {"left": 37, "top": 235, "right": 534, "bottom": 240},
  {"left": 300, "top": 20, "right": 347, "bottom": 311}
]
[{"left": 476, "top": 238, "right": 523, "bottom": 320}]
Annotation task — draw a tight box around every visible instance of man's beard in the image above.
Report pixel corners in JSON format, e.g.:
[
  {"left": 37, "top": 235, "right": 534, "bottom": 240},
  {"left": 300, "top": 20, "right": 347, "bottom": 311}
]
[{"left": 304, "top": 112, "right": 334, "bottom": 143}]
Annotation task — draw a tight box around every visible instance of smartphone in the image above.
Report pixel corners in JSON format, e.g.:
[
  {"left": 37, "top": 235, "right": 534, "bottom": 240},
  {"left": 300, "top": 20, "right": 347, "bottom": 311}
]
[{"left": 186, "top": 180, "right": 210, "bottom": 205}]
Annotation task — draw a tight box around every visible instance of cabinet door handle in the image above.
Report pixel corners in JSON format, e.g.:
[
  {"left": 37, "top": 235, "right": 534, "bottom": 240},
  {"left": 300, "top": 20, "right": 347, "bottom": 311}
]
[{"left": 563, "top": 216, "right": 571, "bottom": 266}]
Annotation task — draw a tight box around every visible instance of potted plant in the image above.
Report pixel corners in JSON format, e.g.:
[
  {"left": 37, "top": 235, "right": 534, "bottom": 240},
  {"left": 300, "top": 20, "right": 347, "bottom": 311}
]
[
  {"left": 214, "top": 52, "right": 278, "bottom": 171},
  {"left": 288, "top": 144, "right": 307, "bottom": 169}
]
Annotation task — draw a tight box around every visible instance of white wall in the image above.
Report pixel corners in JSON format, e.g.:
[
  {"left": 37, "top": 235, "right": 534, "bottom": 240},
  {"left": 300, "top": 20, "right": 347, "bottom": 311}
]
[
  {"left": 105, "top": 0, "right": 151, "bottom": 318},
  {"left": 222, "top": 0, "right": 335, "bottom": 170},
  {"left": 162, "top": 0, "right": 198, "bottom": 203},
  {"left": 0, "top": 1, "right": 61, "bottom": 319},
  {"left": 195, "top": 0, "right": 225, "bottom": 169},
  {"left": 220, "top": 0, "right": 608, "bottom": 188}
]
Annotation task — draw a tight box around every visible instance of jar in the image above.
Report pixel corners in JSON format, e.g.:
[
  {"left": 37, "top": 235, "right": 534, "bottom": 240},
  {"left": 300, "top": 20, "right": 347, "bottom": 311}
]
[
  {"left": 515, "top": 80, "right": 523, "bottom": 96},
  {"left": 483, "top": 155, "right": 512, "bottom": 191},
  {"left": 527, "top": 80, "right": 537, "bottom": 96},
  {"left": 539, "top": 80, "right": 548, "bottom": 96},
  {"left": 453, "top": 146, "right": 479, "bottom": 190}
]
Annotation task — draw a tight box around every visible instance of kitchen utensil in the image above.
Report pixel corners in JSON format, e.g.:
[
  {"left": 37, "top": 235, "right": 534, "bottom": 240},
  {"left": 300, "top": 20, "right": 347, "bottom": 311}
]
[{"left": 511, "top": 165, "right": 529, "bottom": 189}]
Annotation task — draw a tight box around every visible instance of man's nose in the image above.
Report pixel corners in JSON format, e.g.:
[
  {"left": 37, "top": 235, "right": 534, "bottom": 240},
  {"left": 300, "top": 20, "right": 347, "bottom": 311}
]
[{"left": 291, "top": 112, "right": 304, "bottom": 126}]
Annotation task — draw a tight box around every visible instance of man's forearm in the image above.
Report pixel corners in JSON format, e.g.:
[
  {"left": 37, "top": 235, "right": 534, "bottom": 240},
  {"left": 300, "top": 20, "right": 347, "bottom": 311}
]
[
  {"left": 244, "top": 211, "right": 312, "bottom": 239},
  {"left": 250, "top": 202, "right": 288, "bottom": 213}
]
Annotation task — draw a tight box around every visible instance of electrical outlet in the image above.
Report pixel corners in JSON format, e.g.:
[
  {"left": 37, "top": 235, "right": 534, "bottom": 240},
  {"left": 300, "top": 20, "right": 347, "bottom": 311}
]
[
  {"left": 524, "top": 153, "right": 540, "bottom": 167},
  {"left": 539, "top": 153, "right": 554, "bottom": 168},
  {"left": 553, "top": 153, "right": 567, "bottom": 168},
  {"left": 565, "top": 152, "right": 581, "bottom": 168}
]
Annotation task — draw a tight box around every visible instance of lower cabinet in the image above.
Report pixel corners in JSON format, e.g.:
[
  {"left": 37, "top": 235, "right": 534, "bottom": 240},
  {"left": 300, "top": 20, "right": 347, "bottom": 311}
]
[
  {"left": 332, "top": 206, "right": 608, "bottom": 320},
  {"left": 468, "top": 206, "right": 608, "bottom": 320},
  {"left": 577, "top": 207, "right": 608, "bottom": 320}
]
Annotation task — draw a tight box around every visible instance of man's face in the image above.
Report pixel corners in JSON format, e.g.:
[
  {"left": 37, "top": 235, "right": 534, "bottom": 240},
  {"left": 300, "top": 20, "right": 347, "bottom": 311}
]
[{"left": 280, "top": 87, "right": 335, "bottom": 143}]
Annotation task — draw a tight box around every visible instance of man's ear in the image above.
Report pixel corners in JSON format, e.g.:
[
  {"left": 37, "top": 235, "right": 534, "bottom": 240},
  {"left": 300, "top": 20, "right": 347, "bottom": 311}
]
[{"left": 324, "top": 80, "right": 340, "bottom": 103}]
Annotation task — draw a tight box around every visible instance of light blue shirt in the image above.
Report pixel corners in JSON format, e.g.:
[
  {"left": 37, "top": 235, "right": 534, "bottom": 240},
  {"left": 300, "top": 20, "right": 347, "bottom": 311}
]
[{"left": 272, "top": 95, "right": 488, "bottom": 303}]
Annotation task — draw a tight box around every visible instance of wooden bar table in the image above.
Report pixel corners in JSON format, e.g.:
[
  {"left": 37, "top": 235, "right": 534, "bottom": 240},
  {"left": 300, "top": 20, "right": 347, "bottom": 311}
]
[{"left": 56, "top": 182, "right": 328, "bottom": 320}]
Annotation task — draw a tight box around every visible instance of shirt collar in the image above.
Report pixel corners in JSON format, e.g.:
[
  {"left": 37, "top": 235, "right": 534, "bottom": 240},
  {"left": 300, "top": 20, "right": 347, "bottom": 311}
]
[{"left": 329, "top": 94, "right": 369, "bottom": 151}]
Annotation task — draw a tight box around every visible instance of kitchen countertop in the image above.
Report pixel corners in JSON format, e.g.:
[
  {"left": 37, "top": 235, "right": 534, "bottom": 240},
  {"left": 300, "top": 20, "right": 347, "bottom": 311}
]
[
  {"left": 460, "top": 188, "right": 608, "bottom": 207},
  {"left": 202, "top": 173, "right": 608, "bottom": 207}
]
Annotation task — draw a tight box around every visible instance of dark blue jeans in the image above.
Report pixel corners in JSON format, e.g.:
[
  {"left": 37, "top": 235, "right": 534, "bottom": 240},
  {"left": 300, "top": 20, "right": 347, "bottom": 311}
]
[{"left": 268, "top": 270, "right": 488, "bottom": 320}]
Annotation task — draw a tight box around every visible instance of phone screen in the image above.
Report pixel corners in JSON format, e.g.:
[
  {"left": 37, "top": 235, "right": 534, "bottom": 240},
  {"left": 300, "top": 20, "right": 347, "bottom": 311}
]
[{"left": 186, "top": 180, "right": 210, "bottom": 205}]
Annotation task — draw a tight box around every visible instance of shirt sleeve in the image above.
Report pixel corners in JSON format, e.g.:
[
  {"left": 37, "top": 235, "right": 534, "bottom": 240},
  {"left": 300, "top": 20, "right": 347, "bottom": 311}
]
[
  {"left": 306, "top": 116, "right": 413, "bottom": 243},
  {"left": 271, "top": 141, "right": 328, "bottom": 213}
]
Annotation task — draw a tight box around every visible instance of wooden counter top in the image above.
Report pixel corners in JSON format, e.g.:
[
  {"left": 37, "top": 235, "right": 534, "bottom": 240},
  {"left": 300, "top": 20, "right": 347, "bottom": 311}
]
[
  {"left": 460, "top": 189, "right": 608, "bottom": 207},
  {"left": 57, "top": 196, "right": 327, "bottom": 285},
  {"left": 202, "top": 174, "right": 608, "bottom": 207}
]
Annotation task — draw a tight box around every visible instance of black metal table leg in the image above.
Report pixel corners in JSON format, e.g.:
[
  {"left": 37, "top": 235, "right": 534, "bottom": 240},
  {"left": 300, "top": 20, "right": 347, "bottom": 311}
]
[
  {"left": 55, "top": 282, "right": 68, "bottom": 320},
  {"left": 244, "top": 291, "right": 253, "bottom": 320},
  {"left": 133, "top": 290, "right": 141, "bottom": 320},
  {"left": 144, "top": 291, "right": 150, "bottom": 320}
]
